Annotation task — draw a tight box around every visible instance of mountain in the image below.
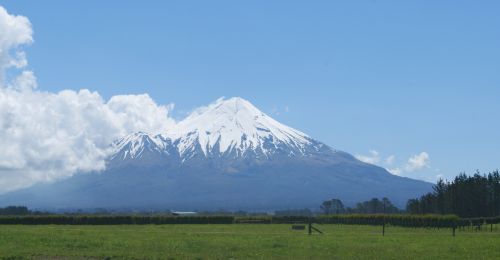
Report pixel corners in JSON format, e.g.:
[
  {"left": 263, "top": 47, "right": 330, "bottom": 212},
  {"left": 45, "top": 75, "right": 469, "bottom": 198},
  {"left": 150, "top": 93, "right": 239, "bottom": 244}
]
[
  {"left": 110, "top": 97, "right": 340, "bottom": 170},
  {"left": 0, "top": 97, "right": 432, "bottom": 211}
]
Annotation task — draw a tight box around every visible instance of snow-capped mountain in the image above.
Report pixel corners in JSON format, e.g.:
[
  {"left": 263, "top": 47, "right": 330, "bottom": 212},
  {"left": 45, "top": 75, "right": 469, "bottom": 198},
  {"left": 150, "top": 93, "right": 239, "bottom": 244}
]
[
  {"left": 0, "top": 97, "right": 433, "bottom": 211},
  {"left": 168, "top": 97, "right": 315, "bottom": 157},
  {"left": 109, "top": 97, "right": 338, "bottom": 168}
]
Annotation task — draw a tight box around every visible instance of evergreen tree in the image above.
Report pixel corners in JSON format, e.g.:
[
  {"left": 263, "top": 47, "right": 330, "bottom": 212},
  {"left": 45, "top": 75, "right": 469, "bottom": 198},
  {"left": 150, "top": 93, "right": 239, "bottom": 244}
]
[{"left": 406, "top": 170, "right": 500, "bottom": 218}]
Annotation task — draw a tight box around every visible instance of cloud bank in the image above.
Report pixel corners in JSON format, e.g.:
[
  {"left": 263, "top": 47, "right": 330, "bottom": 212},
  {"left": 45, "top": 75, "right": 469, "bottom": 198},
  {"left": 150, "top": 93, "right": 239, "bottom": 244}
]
[
  {"left": 0, "top": 6, "right": 33, "bottom": 84},
  {"left": 356, "top": 150, "right": 431, "bottom": 179},
  {"left": 0, "top": 6, "right": 175, "bottom": 193},
  {"left": 355, "top": 150, "right": 380, "bottom": 165},
  {"left": 405, "top": 152, "right": 430, "bottom": 172}
]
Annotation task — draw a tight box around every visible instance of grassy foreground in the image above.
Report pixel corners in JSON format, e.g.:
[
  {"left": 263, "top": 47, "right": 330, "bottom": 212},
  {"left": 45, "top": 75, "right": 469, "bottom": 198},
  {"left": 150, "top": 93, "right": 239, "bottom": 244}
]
[{"left": 0, "top": 224, "right": 499, "bottom": 259}]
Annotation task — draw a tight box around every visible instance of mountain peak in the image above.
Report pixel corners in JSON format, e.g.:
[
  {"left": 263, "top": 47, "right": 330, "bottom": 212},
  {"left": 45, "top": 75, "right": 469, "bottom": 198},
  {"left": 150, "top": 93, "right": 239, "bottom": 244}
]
[
  {"left": 167, "top": 97, "right": 311, "bottom": 156},
  {"left": 216, "top": 96, "right": 259, "bottom": 112},
  {"left": 188, "top": 97, "right": 263, "bottom": 120}
]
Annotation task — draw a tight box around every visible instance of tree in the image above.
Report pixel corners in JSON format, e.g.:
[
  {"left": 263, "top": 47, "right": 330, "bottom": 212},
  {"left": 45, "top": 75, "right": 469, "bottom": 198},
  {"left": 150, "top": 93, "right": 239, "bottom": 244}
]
[
  {"left": 406, "top": 170, "right": 500, "bottom": 218},
  {"left": 321, "top": 198, "right": 345, "bottom": 215},
  {"left": 0, "top": 206, "right": 30, "bottom": 215},
  {"left": 321, "top": 200, "right": 333, "bottom": 215},
  {"left": 381, "top": 197, "right": 399, "bottom": 213},
  {"left": 346, "top": 198, "right": 400, "bottom": 214},
  {"left": 331, "top": 199, "right": 345, "bottom": 214}
]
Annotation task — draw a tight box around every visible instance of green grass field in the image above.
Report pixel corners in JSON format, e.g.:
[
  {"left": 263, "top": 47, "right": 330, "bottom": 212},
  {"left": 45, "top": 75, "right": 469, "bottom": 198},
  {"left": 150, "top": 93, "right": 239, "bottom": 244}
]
[{"left": 0, "top": 224, "right": 499, "bottom": 259}]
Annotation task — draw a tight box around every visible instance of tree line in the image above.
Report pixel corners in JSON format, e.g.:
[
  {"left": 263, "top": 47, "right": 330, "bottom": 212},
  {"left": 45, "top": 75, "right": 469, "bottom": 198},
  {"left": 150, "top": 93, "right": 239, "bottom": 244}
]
[
  {"left": 406, "top": 171, "right": 500, "bottom": 218},
  {"left": 321, "top": 197, "right": 400, "bottom": 214},
  {"left": 0, "top": 206, "right": 49, "bottom": 215},
  {"left": 0, "top": 215, "right": 235, "bottom": 225},
  {"left": 0, "top": 206, "right": 30, "bottom": 215}
]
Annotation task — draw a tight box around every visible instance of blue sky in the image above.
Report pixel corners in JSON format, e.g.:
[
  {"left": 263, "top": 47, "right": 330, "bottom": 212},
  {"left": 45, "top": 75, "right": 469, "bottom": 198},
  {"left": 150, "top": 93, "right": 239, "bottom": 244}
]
[{"left": 2, "top": 0, "right": 499, "bottom": 182}]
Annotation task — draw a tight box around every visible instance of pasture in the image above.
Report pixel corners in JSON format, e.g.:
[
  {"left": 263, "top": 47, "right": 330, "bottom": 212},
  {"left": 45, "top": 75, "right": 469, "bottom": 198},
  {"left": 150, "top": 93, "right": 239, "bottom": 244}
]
[{"left": 0, "top": 224, "right": 499, "bottom": 259}]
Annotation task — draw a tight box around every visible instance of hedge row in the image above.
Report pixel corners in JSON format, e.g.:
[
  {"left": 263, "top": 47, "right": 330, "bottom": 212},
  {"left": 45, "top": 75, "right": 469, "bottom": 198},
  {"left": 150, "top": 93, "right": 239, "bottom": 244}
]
[
  {"left": 231, "top": 215, "right": 460, "bottom": 228},
  {"left": 0, "top": 214, "right": 473, "bottom": 228},
  {"left": 234, "top": 216, "right": 310, "bottom": 224},
  {"left": 316, "top": 214, "right": 460, "bottom": 228},
  {"left": 460, "top": 216, "right": 500, "bottom": 226},
  {"left": 0, "top": 215, "right": 235, "bottom": 225}
]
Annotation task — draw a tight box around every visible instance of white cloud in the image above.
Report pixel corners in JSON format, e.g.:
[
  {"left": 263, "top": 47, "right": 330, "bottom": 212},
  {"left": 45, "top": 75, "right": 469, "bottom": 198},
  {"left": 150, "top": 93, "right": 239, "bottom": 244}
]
[
  {"left": 388, "top": 168, "right": 402, "bottom": 176},
  {"left": 0, "top": 6, "right": 176, "bottom": 193},
  {"left": 0, "top": 87, "right": 175, "bottom": 193},
  {"left": 355, "top": 150, "right": 380, "bottom": 164},
  {"left": 270, "top": 106, "right": 280, "bottom": 116},
  {"left": 0, "top": 6, "right": 33, "bottom": 85},
  {"left": 405, "top": 152, "right": 430, "bottom": 172},
  {"left": 385, "top": 155, "right": 395, "bottom": 165},
  {"left": 355, "top": 150, "right": 431, "bottom": 178},
  {"left": 270, "top": 105, "right": 290, "bottom": 116},
  {"left": 9, "top": 70, "right": 37, "bottom": 90},
  {"left": 387, "top": 152, "right": 430, "bottom": 178}
]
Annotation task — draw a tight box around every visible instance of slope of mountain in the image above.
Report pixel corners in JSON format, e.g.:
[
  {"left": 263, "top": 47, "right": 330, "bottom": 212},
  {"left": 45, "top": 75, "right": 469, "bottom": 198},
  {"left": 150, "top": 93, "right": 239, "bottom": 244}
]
[{"left": 0, "top": 97, "right": 433, "bottom": 211}]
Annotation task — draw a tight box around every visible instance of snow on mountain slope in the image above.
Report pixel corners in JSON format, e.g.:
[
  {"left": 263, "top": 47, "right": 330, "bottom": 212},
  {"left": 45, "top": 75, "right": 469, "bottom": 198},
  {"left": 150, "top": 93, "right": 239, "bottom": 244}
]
[
  {"left": 110, "top": 132, "right": 170, "bottom": 160},
  {"left": 167, "top": 97, "right": 314, "bottom": 157},
  {"left": 109, "top": 97, "right": 335, "bottom": 163}
]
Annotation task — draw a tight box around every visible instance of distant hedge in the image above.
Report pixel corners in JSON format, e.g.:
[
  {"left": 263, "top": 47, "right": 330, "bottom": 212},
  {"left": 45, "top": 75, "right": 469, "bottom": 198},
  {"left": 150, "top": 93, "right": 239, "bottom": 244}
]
[
  {"left": 0, "top": 214, "right": 477, "bottom": 228},
  {"left": 316, "top": 214, "right": 460, "bottom": 228},
  {"left": 234, "top": 216, "right": 310, "bottom": 224},
  {"left": 460, "top": 216, "right": 500, "bottom": 226},
  {"left": 0, "top": 215, "right": 235, "bottom": 225},
  {"left": 233, "top": 214, "right": 460, "bottom": 228}
]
